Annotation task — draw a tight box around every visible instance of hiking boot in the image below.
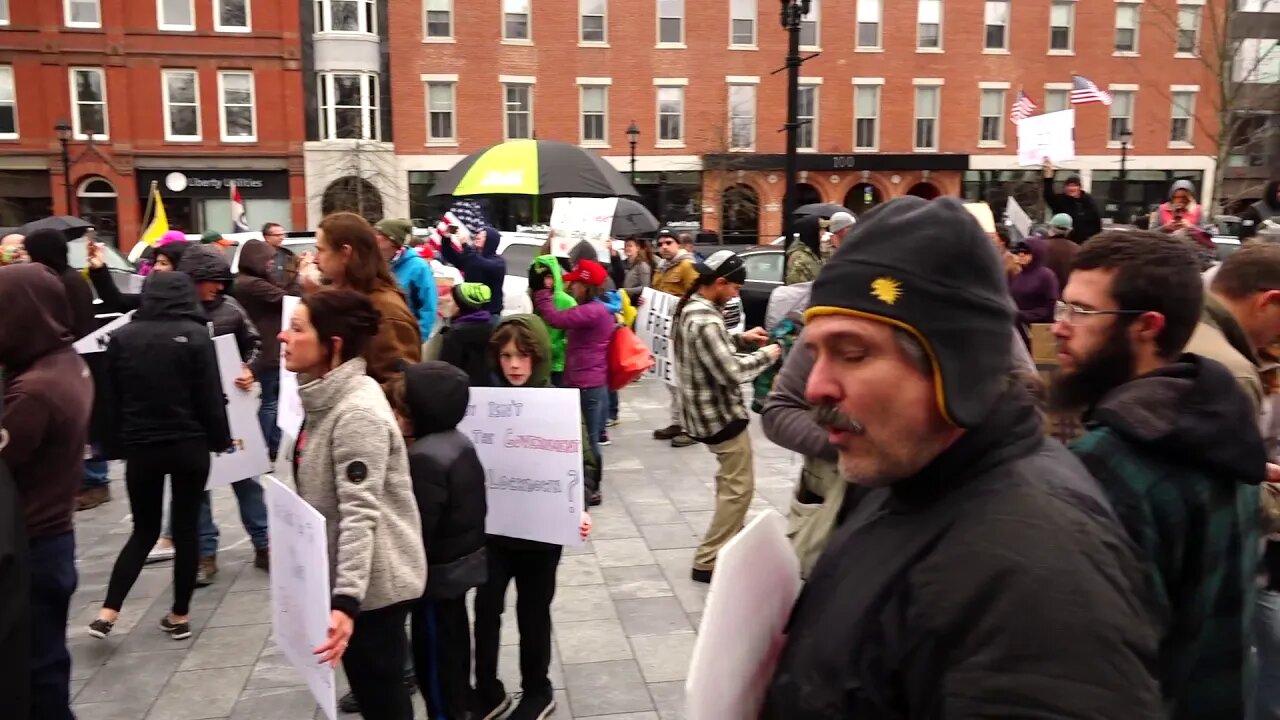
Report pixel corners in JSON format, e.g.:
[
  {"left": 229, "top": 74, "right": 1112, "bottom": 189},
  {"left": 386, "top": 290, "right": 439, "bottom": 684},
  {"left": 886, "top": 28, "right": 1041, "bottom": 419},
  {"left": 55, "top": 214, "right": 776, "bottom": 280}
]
[
  {"left": 472, "top": 684, "right": 513, "bottom": 720},
  {"left": 588, "top": 489, "right": 603, "bottom": 507},
  {"left": 670, "top": 433, "right": 696, "bottom": 448},
  {"left": 77, "top": 486, "right": 111, "bottom": 511},
  {"left": 254, "top": 548, "right": 270, "bottom": 571},
  {"left": 195, "top": 557, "right": 218, "bottom": 587},
  {"left": 87, "top": 618, "right": 114, "bottom": 639},
  {"left": 146, "top": 540, "right": 175, "bottom": 564},
  {"left": 652, "top": 424, "right": 682, "bottom": 440},
  {"left": 509, "top": 689, "right": 556, "bottom": 720},
  {"left": 159, "top": 615, "right": 192, "bottom": 640}
]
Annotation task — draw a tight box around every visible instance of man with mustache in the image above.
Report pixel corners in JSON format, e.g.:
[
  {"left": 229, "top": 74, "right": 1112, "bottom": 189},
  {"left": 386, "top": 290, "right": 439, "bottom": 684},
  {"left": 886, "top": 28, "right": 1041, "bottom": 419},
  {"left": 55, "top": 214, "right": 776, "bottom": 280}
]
[
  {"left": 1052, "top": 231, "right": 1265, "bottom": 720},
  {"left": 763, "top": 197, "right": 1161, "bottom": 718}
]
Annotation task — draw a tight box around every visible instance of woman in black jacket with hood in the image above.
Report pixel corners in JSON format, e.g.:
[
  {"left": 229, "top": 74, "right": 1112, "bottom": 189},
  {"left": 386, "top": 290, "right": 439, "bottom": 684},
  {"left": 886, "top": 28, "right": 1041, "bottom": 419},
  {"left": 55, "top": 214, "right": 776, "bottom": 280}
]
[
  {"left": 88, "top": 272, "right": 231, "bottom": 642},
  {"left": 87, "top": 239, "right": 192, "bottom": 314}
]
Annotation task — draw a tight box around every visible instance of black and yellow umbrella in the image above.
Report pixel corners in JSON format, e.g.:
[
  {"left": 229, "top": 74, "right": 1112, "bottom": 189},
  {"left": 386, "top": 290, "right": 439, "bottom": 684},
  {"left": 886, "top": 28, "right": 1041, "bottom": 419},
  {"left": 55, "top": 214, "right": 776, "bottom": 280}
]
[{"left": 428, "top": 139, "right": 639, "bottom": 198}]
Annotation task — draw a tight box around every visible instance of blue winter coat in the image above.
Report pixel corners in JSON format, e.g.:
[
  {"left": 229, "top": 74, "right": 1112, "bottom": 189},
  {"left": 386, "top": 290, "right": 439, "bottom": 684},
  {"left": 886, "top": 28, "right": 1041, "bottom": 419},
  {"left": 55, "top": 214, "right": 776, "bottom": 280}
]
[
  {"left": 391, "top": 249, "right": 439, "bottom": 339},
  {"left": 439, "top": 226, "right": 506, "bottom": 315}
]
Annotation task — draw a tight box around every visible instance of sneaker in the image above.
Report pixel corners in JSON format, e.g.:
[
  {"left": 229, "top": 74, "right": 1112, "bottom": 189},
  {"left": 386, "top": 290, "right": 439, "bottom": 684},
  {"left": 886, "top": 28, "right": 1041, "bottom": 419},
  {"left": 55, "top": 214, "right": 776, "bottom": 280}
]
[
  {"left": 691, "top": 568, "right": 713, "bottom": 584},
  {"left": 606, "top": 417, "right": 620, "bottom": 428},
  {"left": 76, "top": 486, "right": 111, "bottom": 511},
  {"left": 253, "top": 548, "right": 270, "bottom": 571},
  {"left": 652, "top": 424, "right": 682, "bottom": 440},
  {"left": 159, "top": 615, "right": 192, "bottom": 640},
  {"left": 145, "top": 541, "right": 175, "bottom": 564},
  {"left": 587, "top": 489, "right": 603, "bottom": 507},
  {"left": 87, "top": 618, "right": 114, "bottom": 639},
  {"left": 598, "top": 432, "right": 611, "bottom": 447},
  {"left": 338, "top": 691, "right": 359, "bottom": 714},
  {"left": 195, "top": 557, "right": 218, "bottom": 587},
  {"left": 509, "top": 690, "right": 556, "bottom": 720},
  {"left": 473, "top": 685, "right": 513, "bottom": 720},
  {"left": 670, "top": 433, "right": 696, "bottom": 448}
]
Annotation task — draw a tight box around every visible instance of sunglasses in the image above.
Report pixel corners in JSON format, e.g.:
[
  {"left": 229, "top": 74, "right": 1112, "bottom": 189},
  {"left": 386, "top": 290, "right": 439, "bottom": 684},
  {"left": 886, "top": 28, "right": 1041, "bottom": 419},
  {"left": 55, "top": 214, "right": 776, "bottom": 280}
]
[{"left": 658, "top": 239, "right": 676, "bottom": 246}]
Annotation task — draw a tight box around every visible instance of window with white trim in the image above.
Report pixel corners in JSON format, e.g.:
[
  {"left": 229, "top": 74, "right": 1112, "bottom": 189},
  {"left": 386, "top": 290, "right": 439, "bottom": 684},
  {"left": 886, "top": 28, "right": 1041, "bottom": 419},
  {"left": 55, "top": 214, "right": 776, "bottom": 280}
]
[
  {"left": 728, "top": 84, "right": 755, "bottom": 150},
  {"left": 580, "top": 0, "right": 605, "bottom": 42},
  {"left": 797, "top": 84, "right": 817, "bottom": 150},
  {"left": 914, "top": 86, "right": 939, "bottom": 150},
  {"left": 1114, "top": 3, "right": 1139, "bottom": 53},
  {"left": 0, "top": 0, "right": 10, "bottom": 26},
  {"left": 1109, "top": 90, "right": 1135, "bottom": 143},
  {"left": 158, "top": 0, "right": 194, "bottom": 30},
  {"left": 65, "top": 0, "right": 101, "bottom": 27},
  {"left": 657, "top": 86, "right": 683, "bottom": 143},
  {"left": 799, "top": 0, "right": 818, "bottom": 48},
  {"left": 1049, "top": 1, "right": 1074, "bottom": 51},
  {"left": 503, "top": 0, "right": 530, "bottom": 40},
  {"left": 1239, "top": 0, "right": 1278, "bottom": 10},
  {"left": 581, "top": 86, "right": 607, "bottom": 144},
  {"left": 1234, "top": 39, "right": 1279, "bottom": 83},
  {"left": 1177, "top": 4, "right": 1201, "bottom": 54},
  {"left": 979, "top": 88, "right": 1005, "bottom": 143},
  {"left": 218, "top": 71, "right": 256, "bottom": 142},
  {"left": 984, "top": 1, "right": 1008, "bottom": 50},
  {"left": 917, "top": 0, "right": 941, "bottom": 50},
  {"left": 730, "top": 0, "right": 755, "bottom": 46},
  {"left": 162, "top": 70, "right": 200, "bottom": 141},
  {"left": 854, "top": 84, "right": 879, "bottom": 150},
  {"left": 319, "top": 72, "right": 380, "bottom": 140},
  {"left": 1170, "top": 90, "right": 1195, "bottom": 144},
  {"left": 70, "top": 68, "right": 108, "bottom": 139},
  {"left": 856, "top": 0, "right": 881, "bottom": 48},
  {"left": 0, "top": 67, "right": 16, "bottom": 138},
  {"left": 315, "top": 0, "right": 376, "bottom": 34},
  {"left": 215, "top": 0, "right": 250, "bottom": 31},
  {"left": 504, "top": 83, "right": 532, "bottom": 139},
  {"left": 658, "top": 0, "right": 682, "bottom": 44},
  {"left": 426, "top": 82, "right": 455, "bottom": 142},
  {"left": 425, "top": 0, "right": 451, "bottom": 38},
  {"left": 1044, "top": 88, "right": 1069, "bottom": 113}
]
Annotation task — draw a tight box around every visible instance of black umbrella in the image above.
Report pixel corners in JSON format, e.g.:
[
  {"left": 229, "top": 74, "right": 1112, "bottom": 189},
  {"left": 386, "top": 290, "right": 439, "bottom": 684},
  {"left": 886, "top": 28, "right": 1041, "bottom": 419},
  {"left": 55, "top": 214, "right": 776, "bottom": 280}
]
[
  {"left": 611, "top": 198, "right": 659, "bottom": 237},
  {"left": 427, "top": 139, "right": 640, "bottom": 198},
  {"left": 17, "top": 216, "right": 92, "bottom": 238},
  {"left": 793, "top": 203, "right": 852, "bottom": 219}
]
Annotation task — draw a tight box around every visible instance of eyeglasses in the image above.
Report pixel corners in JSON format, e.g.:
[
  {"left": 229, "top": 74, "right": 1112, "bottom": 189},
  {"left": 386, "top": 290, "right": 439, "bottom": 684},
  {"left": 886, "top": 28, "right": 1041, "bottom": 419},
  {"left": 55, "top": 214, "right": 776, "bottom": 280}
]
[{"left": 1054, "top": 301, "right": 1147, "bottom": 325}]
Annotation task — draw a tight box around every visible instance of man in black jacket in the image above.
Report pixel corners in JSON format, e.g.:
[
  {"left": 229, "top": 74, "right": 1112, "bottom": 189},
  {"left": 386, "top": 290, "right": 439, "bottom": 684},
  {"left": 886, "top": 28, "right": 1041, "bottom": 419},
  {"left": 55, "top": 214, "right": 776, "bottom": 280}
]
[
  {"left": 762, "top": 197, "right": 1162, "bottom": 719},
  {"left": 1044, "top": 161, "right": 1104, "bottom": 243},
  {"left": 1241, "top": 179, "right": 1280, "bottom": 240}
]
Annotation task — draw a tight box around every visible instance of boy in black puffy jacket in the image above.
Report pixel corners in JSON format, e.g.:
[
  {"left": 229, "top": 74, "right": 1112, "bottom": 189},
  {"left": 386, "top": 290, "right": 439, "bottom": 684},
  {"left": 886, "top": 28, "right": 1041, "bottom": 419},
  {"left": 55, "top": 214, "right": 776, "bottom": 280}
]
[{"left": 389, "top": 361, "right": 488, "bottom": 720}]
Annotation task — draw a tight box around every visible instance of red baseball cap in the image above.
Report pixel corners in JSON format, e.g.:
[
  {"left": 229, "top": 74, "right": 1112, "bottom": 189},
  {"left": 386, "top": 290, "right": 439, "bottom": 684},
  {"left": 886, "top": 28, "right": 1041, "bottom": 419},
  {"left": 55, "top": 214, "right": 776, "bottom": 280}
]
[{"left": 563, "top": 259, "right": 608, "bottom": 287}]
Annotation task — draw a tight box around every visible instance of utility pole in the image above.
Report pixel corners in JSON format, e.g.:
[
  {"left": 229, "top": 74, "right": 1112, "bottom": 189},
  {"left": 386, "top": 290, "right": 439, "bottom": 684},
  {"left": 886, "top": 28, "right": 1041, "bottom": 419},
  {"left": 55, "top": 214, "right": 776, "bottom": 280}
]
[{"left": 780, "top": 1, "right": 807, "bottom": 245}]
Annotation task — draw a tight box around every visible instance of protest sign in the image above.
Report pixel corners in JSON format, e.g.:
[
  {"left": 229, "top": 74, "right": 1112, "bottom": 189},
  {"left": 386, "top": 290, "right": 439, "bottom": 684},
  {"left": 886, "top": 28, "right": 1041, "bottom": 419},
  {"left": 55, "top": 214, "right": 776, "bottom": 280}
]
[
  {"left": 277, "top": 296, "right": 304, "bottom": 439},
  {"left": 687, "top": 510, "right": 801, "bottom": 720},
  {"left": 456, "top": 387, "right": 584, "bottom": 546},
  {"left": 549, "top": 197, "right": 618, "bottom": 261},
  {"left": 1017, "top": 109, "right": 1076, "bottom": 166},
  {"left": 209, "top": 334, "right": 271, "bottom": 487},
  {"left": 1005, "top": 197, "right": 1033, "bottom": 239},
  {"left": 74, "top": 311, "right": 135, "bottom": 354},
  {"left": 264, "top": 476, "right": 337, "bottom": 720},
  {"left": 962, "top": 203, "right": 997, "bottom": 235},
  {"left": 636, "top": 288, "right": 679, "bottom": 386}
]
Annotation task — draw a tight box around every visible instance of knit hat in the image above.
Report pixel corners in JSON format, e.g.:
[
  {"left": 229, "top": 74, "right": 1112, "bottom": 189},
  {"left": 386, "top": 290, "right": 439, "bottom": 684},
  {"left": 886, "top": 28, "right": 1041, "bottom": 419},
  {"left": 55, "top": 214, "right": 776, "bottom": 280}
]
[
  {"left": 1050, "top": 213, "right": 1074, "bottom": 230},
  {"left": 200, "top": 230, "right": 223, "bottom": 244},
  {"left": 375, "top": 218, "right": 414, "bottom": 248},
  {"left": 563, "top": 259, "right": 608, "bottom": 287},
  {"left": 451, "top": 282, "right": 492, "bottom": 313},
  {"left": 1064, "top": 175, "right": 1082, "bottom": 188},
  {"left": 804, "top": 196, "right": 1015, "bottom": 428}
]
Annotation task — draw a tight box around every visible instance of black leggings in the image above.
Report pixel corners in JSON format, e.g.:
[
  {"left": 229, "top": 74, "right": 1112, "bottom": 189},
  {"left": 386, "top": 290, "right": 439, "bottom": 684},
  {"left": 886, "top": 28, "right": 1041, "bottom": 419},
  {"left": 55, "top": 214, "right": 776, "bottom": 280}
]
[
  {"left": 344, "top": 603, "right": 413, "bottom": 720},
  {"left": 104, "top": 439, "right": 209, "bottom": 617}
]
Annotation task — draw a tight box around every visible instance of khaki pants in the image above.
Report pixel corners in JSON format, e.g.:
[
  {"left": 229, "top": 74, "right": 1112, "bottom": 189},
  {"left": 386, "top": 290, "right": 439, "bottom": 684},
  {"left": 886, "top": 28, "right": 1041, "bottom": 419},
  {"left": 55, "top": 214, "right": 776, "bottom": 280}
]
[
  {"left": 668, "top": 383, "right": 683, "bottom": 428},
  {"left": 693, "top": 430, "right": 755, "bottom": 572}
]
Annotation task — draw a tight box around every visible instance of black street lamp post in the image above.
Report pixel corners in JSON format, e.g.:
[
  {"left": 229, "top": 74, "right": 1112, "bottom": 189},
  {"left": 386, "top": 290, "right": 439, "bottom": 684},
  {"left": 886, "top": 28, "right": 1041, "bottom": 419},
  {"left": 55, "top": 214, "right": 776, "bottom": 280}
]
[
  {"left": 779, "top": 0, "right": 811, "bottom": 245},
  {"left": 1117, "top": 124, "right": 1133, "bottom": 224},
  {"left": 626, "top": 121, "right": 639, "bottom": 180},
  {"left": 55, "top": 119, "right": 74, "bottom": 216}
]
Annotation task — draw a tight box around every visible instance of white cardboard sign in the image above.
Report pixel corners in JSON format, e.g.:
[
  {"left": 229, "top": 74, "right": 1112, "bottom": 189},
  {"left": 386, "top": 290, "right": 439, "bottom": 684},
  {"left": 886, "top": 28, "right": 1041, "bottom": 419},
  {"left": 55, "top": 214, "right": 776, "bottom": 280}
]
[
  {"left": 549, "top": 197, "right": 618, "bottom": 261},
  {"left": 277, "top": 296, "right": 304, "bottom": 439},
  {"left": 636, "top": 288, "right": 679, "bottom": 387},
  {"left": 455, "top": 387, "right": 584, "bottom": 546},
  {"left": 1017, "top": 109, "right": 1076, "bottom": 167},
  {"left": 209, "top": 334, "right": 272, "bottom": 487},
  {"left": 1005, "top": 197, "right": 1033, "bottom": 239},
  {"left": 74, "top": 311, "right": 135, "bottom": 354},
  {"left": 264, "top": 476, "right": 337, "bottom": 720}
]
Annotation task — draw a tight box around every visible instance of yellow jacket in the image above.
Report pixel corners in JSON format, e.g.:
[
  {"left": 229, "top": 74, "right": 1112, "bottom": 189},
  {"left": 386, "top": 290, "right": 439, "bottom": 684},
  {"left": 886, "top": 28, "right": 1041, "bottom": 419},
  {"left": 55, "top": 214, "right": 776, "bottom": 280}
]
[{"left": 651, "top": 253, "right": 700, "bottom": 296}]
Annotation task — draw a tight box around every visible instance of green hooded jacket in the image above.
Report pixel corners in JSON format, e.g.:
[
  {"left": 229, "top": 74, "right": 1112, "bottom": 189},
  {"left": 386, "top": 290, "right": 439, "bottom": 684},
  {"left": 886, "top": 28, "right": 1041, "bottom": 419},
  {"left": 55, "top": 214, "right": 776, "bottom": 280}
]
[{"left": 530, "top": 255, "right": 576, "bottom": 373}]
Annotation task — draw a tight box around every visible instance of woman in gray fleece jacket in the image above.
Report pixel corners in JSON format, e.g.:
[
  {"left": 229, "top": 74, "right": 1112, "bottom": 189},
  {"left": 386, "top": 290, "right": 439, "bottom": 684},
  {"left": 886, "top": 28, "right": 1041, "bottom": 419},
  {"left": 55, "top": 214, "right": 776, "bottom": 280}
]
[{"left": 282, "top": 288, "right": 426, "bottom": 720}]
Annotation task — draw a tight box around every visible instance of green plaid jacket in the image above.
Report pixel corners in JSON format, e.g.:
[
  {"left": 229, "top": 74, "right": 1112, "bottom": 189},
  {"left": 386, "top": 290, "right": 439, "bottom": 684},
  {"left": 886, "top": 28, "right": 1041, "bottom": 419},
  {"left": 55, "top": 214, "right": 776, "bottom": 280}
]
[{"left": 1072, "top": 427, "right": 1258, "bottom": 720}]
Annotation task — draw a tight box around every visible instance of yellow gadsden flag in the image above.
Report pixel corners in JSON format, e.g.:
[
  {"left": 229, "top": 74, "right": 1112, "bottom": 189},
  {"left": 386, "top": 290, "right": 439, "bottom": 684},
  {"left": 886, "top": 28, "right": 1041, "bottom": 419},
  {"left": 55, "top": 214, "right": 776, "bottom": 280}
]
[{"left": 129, "top": 185, "right": 171, "bottom": 262}]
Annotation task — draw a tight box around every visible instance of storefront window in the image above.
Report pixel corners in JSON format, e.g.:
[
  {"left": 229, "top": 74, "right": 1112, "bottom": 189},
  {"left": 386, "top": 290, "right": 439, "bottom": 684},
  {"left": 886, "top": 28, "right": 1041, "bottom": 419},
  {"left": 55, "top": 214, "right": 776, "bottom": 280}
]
[
  {"left": 201, "top": 198, "right": 291, "bottom": 233},
  {"left": 632, "top": 171, "right": 701, "bottom": 227},
  {"left": 1092, "top": 170, "right": 1203, "bottom": 226},
  {"left": 961, "top": 169, "right": 1045, "bottom": 223},
  {"left": 408, "top": 171, "right": 451, "bottom": 225},
  {"left": 78, "top": 177, "right": 117, "bottom": 246}
]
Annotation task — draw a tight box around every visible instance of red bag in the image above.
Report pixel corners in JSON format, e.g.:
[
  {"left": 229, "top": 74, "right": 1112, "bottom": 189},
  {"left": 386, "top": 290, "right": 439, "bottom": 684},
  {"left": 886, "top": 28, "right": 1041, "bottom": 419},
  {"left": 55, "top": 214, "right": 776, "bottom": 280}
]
[{"left": 607, "top": 326, "right": 654, "bottom": 390}]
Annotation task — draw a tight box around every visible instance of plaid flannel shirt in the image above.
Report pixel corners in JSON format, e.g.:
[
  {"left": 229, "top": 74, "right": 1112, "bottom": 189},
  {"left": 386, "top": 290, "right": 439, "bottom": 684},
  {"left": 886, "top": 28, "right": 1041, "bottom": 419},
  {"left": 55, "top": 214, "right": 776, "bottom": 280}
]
[{"left": 676, "top": 295, "right": 776, "bottom": 442}]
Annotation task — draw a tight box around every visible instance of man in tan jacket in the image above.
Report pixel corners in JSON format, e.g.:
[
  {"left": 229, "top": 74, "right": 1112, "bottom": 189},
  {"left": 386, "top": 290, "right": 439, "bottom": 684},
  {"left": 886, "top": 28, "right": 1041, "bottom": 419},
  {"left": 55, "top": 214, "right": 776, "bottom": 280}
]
[{"left": 650, "top": 230, "right": 702, "bottom": 447}]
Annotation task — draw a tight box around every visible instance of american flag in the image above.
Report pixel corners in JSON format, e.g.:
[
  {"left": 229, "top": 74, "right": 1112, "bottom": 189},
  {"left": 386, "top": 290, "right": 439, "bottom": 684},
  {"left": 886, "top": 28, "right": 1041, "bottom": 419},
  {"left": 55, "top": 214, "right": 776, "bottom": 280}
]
[
  {"left": 1070, "top": 74, "right": 1113, "bottom": 106},
  {"left": 427, "top": 199, "right": 488, "bottom": 252},
  {"left": 1010, "top": 88, "right": 1037, "bottom": 124}
]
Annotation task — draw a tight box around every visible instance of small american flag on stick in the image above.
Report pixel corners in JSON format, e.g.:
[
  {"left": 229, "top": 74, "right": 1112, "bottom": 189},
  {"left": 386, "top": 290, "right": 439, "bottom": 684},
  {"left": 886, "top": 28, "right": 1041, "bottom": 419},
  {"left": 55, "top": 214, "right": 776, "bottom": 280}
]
[
  {"left": 1070, "top": 74, "right": 1113, "bottom": 106},
  {"left": 1010, "top": 88, "right": 1037, "bottom": 124}
]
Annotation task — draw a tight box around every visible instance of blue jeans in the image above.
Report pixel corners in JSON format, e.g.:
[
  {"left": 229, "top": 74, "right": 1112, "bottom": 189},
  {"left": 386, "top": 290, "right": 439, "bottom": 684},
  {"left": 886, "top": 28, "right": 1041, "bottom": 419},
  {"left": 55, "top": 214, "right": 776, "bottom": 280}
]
[
  {"left": 29, "top": 531, "right": 76, "bottom": 720},
  {"left": 1257, "top": 590, "right": 1280, "bottom": 720},
  {"left": 196, "top": 479, "right": 270, "bottom": 558},
  {"left": 83, "top": 443, "right": 109, "bottom": 488},
  {"left": 257, "top": 369, "right": 282, "bottom": 461},
  {"left": 607, "top": 389, "right": 619, "bottom": 422},
  {"left": 580, "top": 386, "right": 608, "bottom": 490}
]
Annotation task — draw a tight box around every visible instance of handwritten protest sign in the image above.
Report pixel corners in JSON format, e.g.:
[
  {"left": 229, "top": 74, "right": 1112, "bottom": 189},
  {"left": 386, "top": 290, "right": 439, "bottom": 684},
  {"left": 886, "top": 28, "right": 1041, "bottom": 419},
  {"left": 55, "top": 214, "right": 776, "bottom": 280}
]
[
  {"left": 209, "top": 334, "right": 271, "bottom": 487},
  {"left": 74, "top": 311, "right": 135, "bottom": 354},
  {"left": 456, "top": 387, "right": 584, "bottom": 546},
  {"left": 687, "top": 510, "right": 801, "bottom": 720},
  {"left": 1017, "top": 109, "right": 1076, "bottom": 166},
  {"left": 549, "top": 197, "right": 618, "bottom": 261},
  {"left": 277, "top": 296, "right": 304, "bottom": 439},
  {"left": 264, "top": 476, "right": 337, "bottom": 720},
  {"left": 636, "top": 288, "right": 679, "bottom": 386}
]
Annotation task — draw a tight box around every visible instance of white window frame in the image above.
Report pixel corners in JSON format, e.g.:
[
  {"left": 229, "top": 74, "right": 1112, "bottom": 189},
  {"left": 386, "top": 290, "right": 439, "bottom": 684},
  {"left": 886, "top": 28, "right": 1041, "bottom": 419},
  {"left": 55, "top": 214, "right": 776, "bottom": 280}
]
[
  {"left": 1114, "top": 2, "right": 1140, "bottom": 55},
  {"left": 1049, "top": 0, "right": 1075, "bottom": 54},
  {"left": 913, "top": 80, "right": 943, "bottom": 152},
  {"left": 983, "top": 0, "right": 1009, "bottom": 52},
  {"left": 1176, "top": 3, "right": 1202, "bottom": 56},
  {"left": 502, "top": 79, "right": 534, "bottom": 140},
  {"left": 917, "top": 0, "right": 942, "bottom": 52},
  {"left": 578, "top": 79, "right": 610, "bottom": 147},
  {"left": 657, "top": 0, "right": 684, "bottom": 47},
  {"left": 729, "top": 0, "right": 756, "bottom": 48},
  {"left": 315, "top": 0, "right": 377, "bottom": 34},
  {"left": 64, "top": 0, "right": 101, "bottom": 28},
  {"left": 856, "top": 0, "right": 882, "bottom": 50},
  {"left": 422, "top": 75, "right": 457, "bottom": 145},
  {"left": 424, "top": 0, "right": 453, "bottom": 41},
  {"left": 1043, "top": 83, "right": 1072, "bottom": 113},
  {"left": 0, "top": 0, "right": 10, "bottom": 26},
  {"left": 161, "top": 69, "right": 201, "bottom": 142},
  {"left": 318, "top": 71, "right": 380, "bottom": 141},
  {"left": 654, "top": 79, "right": 686, "bottom": 147},
  {"left": 157, "top": 0, "right": 196, "bottom": 31},
  {"left": 852, "top": 78, "right": 882, "bottom": 151},
  {"left": 501, "top": 0, "right": 531, "bottom": 42},
  {"left": 0, "top": 66, "right": 16, "bottom": 139},
  {"left": 214, "top": 0, "right": 251, "bottom": 32},
  {"left": 797, "top": 80, "right": 820, "bottom": 151},
  {"left": 799, "top": 0, "right": 819, "bottom": 50},
  {"left": 1107, "top": 86, "right": 1137, "bottom": 147},
  {"left": 217, "top": 70, "right": 257, "bottom": 143},
  {"left": 978, "top": 83, "right": 1008, "bottom": 147},
  {"left": 1169, "top": 86, "right": 1197, "bottom": 147},
  {"left": 727, "top": 82, "right": 757, "bottom": 151},
  {"left": 69, "top": 67, "right": 109, "bottom": 140},
  {"left": 579, "top": 0, "right": 606, "bottom": 44}
]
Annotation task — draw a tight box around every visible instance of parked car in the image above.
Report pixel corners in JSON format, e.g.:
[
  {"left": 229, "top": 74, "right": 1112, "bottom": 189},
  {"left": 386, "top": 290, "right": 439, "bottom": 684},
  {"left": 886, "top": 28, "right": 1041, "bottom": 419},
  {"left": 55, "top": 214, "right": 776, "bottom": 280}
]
[
  {"left": 68, "top": 237, "right": 135, "bottom": 292},
  {"left": 737, "top": 245, "right": 786, "bottom": 329}
]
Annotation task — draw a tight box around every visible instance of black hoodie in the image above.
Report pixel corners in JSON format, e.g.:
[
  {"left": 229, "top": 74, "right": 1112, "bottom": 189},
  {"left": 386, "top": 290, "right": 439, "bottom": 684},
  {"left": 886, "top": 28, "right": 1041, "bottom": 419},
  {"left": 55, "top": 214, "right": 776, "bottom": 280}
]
[
  {"left": 24, "top": 229, "right": 96, "bottom": 340},
  {"left": 1240, "top": 179, "right": 1280, "bottom": 240},
  {"left": 404, "top": 361, "right": 488, "bottom": 570},
  {"left": 102, "top": 272, "right": 231, "bottom": 457}
]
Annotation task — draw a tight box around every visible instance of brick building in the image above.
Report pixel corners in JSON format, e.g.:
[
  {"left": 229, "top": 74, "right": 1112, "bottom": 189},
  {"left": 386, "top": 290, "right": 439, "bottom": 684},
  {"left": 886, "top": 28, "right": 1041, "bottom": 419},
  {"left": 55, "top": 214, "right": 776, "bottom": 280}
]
[
  {"left": 0, "top": 0, "right": 306, "bottom": 250},
  {"left": 387, "top": 0, "right": 1231, "bottom": 241}
]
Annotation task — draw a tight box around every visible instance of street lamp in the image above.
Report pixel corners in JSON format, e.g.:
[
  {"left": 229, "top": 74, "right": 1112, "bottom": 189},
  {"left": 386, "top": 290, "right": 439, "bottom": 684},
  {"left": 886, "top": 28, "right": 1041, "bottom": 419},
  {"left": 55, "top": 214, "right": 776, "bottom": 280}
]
[
  {"left": 55, "top": 119, "right": 73, "bottom": 216},
  {"left": 626, "top": 121, "right": 639, "bottom": 180},
  {"left": 779, "top": 0, "right": 812, "bottom": 245},
  {"left": 1117, "top": 124, "right": 1133, "bottom": 224}
]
